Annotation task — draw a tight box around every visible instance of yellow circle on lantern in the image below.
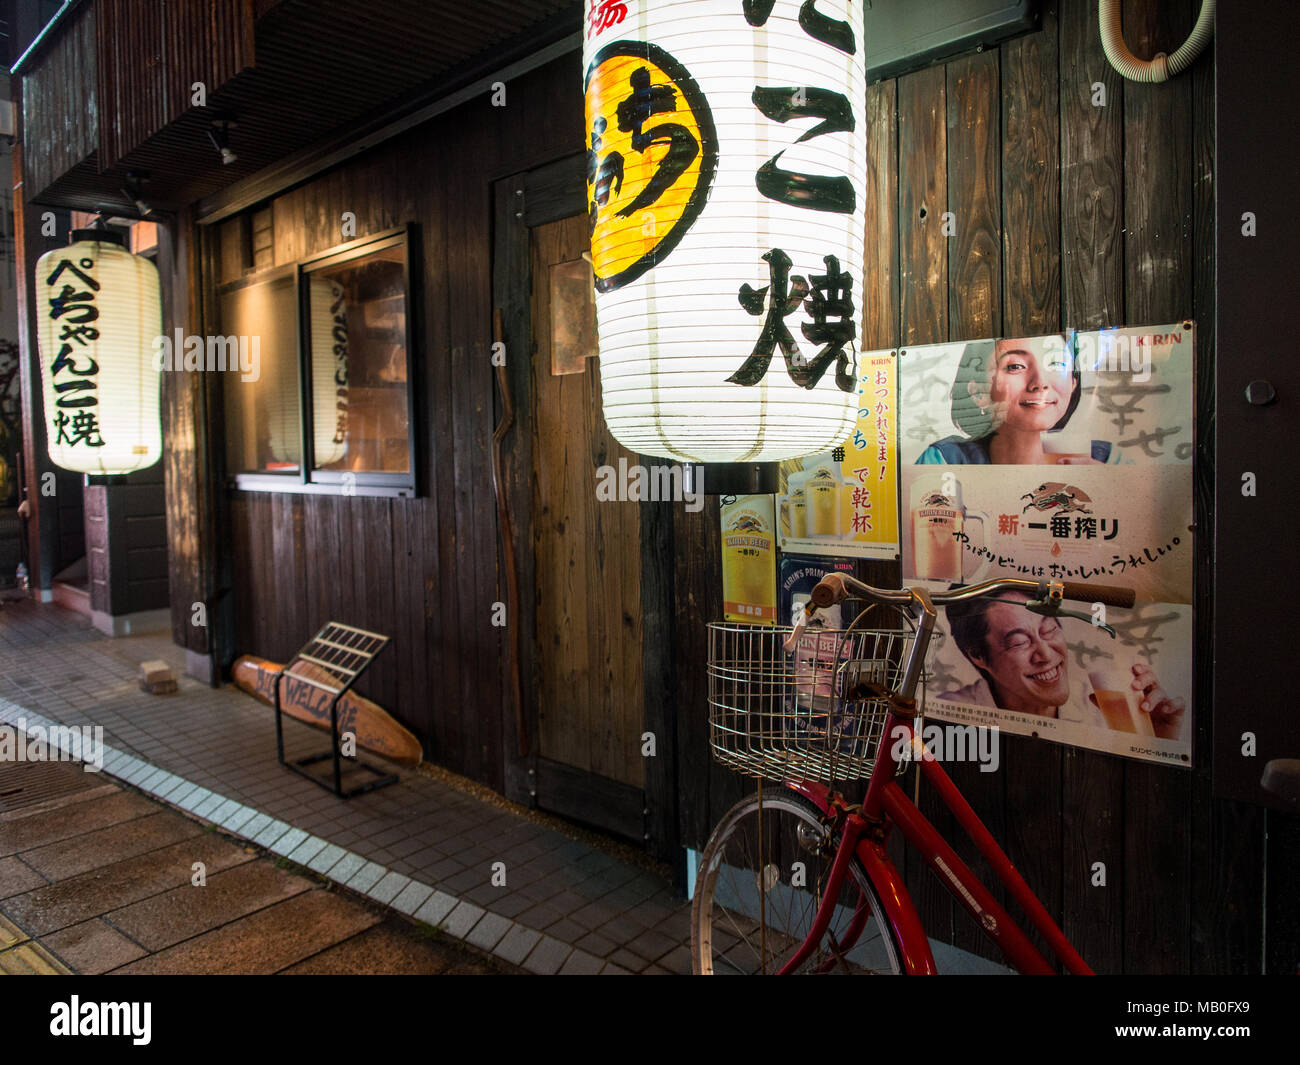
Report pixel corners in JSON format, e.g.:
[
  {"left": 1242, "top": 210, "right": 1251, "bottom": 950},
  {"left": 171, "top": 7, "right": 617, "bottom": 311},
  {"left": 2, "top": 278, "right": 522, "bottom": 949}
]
[{"left": 584, "top": 43, "right": 716, "bottom": 291}]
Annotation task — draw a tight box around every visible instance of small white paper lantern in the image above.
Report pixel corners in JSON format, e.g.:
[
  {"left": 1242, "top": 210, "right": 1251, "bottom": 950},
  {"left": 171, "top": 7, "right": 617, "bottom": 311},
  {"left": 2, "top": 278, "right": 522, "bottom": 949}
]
[
  {"left": 36, "top": 232, "right": 162, "bottom": 474},
  {"left": 584, "top": 0, "right": 868, "bottom": 462}
]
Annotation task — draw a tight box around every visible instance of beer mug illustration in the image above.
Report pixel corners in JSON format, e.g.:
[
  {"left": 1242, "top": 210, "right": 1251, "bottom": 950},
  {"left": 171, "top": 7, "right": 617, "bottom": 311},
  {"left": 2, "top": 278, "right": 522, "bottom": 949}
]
[
  {"left": 778, "top": 473, "right": 809, "bottom": 540},
  {"left": 804, "top": 464, "right": 843, "bottom": 539},
  {"left": 908, "top": 474, "right": 991, "bottom": 583}
]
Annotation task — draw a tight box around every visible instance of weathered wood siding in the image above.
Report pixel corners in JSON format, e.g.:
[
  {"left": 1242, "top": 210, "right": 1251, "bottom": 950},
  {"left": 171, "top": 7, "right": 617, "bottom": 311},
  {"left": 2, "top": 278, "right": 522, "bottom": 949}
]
[
  {"left": 210, "top": 55, "right": 583, "bottom": 791},
  {"left": 172, "top": 1, "right": 1266, "bottom": 973},
  {"left": 672, "top": 0, "right": 1258, "bottom": 975},
  {"left": 20, "top": 3, "right": 98, "bottom": 201},
  {"left": 95, "top": 0, "right": 254, "bottom": 169}
]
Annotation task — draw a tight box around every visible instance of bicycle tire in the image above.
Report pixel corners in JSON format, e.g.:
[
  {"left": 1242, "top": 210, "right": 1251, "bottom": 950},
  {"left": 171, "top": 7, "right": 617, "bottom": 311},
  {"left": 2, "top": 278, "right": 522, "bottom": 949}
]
[{"left": 691, "top": 788, "right": 904, "bottom": 975}]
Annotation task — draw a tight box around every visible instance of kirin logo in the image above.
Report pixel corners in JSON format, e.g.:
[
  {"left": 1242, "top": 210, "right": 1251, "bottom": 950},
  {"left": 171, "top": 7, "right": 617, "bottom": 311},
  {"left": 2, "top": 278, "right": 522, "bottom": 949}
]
[{"left": 1020, "top": 482, "right": 1093, "bottom": 516}]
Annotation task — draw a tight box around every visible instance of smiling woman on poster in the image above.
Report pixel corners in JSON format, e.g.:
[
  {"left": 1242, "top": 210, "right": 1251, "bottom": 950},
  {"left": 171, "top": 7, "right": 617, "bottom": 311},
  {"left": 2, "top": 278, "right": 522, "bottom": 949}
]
[
  {"left": 916, "top": 335, "right": 1119, "bottom": 465},
  {"left": 937, "top": 591, "right": 1185, "bottom": 739}
]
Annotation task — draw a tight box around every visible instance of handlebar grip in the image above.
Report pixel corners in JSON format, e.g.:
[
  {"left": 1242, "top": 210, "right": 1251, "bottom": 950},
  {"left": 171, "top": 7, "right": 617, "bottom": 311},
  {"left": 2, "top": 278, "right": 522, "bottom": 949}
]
[
  {"left": 1057, "top": 581, "right": 1136, "bottom": 608},
  {"left": 810, "top": 573, "right": 849, "bottom": 609}
]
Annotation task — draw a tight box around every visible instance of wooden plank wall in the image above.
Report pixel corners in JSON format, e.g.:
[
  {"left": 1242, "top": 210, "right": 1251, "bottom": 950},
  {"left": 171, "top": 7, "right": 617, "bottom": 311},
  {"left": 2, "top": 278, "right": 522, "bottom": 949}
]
[
  {"left": 213, "top": 55, "right": 583, "bottom": 792},
  {"left": 20, "top": 3, "right": 98, "bottom": 202},
  {"left": 95, "top": 0, "right": 253, "bottom": 170},
  {"left": 675, "top": 0, "right": 1261, "bottom": 975},
  {"left": 84, "top": 471, "right": 169, "bottom": 615},
  {"left": 160, "top": 212, "right": 214, "bottom": 656}
]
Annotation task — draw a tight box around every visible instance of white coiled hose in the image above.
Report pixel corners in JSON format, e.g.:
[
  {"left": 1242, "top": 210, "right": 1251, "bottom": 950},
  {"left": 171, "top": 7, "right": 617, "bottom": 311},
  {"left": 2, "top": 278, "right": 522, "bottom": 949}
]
[{"left": 1099, "top": 0, "right": 1215, "bottom": 82}]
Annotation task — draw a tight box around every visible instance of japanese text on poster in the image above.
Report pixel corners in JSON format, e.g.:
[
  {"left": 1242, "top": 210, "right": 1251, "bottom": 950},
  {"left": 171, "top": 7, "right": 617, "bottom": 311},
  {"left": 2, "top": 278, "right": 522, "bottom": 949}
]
[
  {"left": 898, "top": 324, "right": 1195, "bottom": 767},
  {"left": 776, "top": 350, "right": 899, "bottom": 558}
]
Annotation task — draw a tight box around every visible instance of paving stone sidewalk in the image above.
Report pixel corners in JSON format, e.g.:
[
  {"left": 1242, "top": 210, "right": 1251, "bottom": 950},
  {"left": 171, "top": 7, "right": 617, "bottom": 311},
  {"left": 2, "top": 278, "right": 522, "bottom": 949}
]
[
  {"left": 0, "top": 601, "right": 694, "bottom": 975},
  {"left": 0, "top": 759, "right": 517, "bottom": 974}
]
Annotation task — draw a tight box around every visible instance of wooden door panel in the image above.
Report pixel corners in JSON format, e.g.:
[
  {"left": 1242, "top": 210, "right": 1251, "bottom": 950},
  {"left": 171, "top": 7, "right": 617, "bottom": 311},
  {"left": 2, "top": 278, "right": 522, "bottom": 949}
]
[{"left": 529, "top": 213, "right": 645, "bottom": 794}]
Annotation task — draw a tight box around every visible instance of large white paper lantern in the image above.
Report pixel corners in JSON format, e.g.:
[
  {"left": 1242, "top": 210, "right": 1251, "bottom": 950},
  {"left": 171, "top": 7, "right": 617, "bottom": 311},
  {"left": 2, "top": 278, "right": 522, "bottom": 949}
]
[
  {"left": 584, "top": 0, "right": 867, "bottom": 462},
  {"left": 36, "top": 232, "right": 161, "bottom": 474}
]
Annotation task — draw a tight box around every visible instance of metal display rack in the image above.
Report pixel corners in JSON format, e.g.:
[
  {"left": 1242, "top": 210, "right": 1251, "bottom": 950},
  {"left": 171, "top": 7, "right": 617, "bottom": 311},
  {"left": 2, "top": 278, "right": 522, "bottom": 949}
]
[{"left": 273, "top": 622, "right": 395, "bottom": 798}]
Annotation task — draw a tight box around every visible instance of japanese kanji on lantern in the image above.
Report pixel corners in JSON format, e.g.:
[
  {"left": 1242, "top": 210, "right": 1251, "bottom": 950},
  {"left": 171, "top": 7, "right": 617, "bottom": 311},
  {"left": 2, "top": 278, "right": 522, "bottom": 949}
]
[
  {"left": 584, "top": 0, "right": 868, "bottom": 463},
  {"left": 35, "top": 231, "right": 162, "bottom": 475}
]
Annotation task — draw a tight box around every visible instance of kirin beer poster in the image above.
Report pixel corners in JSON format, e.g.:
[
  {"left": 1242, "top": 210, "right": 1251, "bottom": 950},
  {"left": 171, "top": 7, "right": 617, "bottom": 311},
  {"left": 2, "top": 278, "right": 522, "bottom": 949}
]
[
  {"left": 897, "top": 324, "right": 1195, "bottom": 767},
  {"left": 775, "top": 349, "right": 899, "bottom": 559}
]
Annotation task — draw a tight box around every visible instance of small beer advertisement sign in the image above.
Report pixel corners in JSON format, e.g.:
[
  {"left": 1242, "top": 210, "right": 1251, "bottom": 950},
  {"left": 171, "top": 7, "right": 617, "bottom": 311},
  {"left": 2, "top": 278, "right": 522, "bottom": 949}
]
[
  {"left": 777, "top": 555, "right": 863, "bottom": 747},
  {"left": 721, "top": 495, "right": 778, "bottom": 624},
  {"left": 898, "top": 325, "right": 1195, "bottom": 767},
  {"left": 778, "top": 555, "right": 857, "bottom": 631},
  {"left": 776, "top": 350, "right": 899, "bottom": 559}
]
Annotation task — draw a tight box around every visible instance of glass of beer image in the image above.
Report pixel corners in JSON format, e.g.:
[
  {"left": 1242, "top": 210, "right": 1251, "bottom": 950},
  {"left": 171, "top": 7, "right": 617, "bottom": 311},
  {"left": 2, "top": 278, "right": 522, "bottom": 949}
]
[
  {"left": 804, "top": 464, "right": 842, "bottom": 539},
  {"left": 908, "top": 474, "right": 990, "bottom": 583},
  {"left": 779, "top": 476, "right": 808, "bottom": 540},
  {"left": 1041, "top": 425, "right": 1093, "bottom": 465},
  {"left": 1088, "top": 667, "right": 1156, "bottom": 736}
]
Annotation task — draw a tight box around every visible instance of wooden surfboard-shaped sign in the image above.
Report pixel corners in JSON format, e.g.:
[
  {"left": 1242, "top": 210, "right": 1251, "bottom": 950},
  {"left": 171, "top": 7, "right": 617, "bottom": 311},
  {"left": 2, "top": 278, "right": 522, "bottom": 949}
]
[{"left": 232, "top": 656, "right": 423, "bottom": 767}]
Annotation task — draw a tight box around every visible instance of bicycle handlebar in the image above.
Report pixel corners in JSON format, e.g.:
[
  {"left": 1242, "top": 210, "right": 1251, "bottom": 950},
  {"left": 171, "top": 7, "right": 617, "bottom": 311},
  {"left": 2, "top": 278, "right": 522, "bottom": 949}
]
[
  {"left": 1058, "top": 580, "right": 1135, "bottom": 608},
  {"left": 809, "top": 572, "right": 1136, "bottom": 612}
]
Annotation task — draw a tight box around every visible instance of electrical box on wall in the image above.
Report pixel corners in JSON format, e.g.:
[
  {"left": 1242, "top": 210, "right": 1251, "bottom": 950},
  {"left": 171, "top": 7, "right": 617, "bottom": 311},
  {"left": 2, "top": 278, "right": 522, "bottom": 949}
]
[{"left": 864, "top": 0, "right": 1039, "bottom": 82}]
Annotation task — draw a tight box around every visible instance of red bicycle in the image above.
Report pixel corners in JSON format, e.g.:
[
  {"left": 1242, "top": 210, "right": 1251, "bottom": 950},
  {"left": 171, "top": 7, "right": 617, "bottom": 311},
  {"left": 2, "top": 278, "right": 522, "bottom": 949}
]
[{"left": 691, "top": 572, "right": 1136, "bottom": 975}]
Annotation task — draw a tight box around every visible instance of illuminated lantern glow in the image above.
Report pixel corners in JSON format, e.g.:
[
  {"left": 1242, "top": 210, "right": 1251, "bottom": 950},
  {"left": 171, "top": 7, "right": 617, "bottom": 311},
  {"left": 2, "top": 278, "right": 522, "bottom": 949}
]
[
  {"left": 309, "top": 277, "right": 349, "bottom": 467},
  {"left": 584, "top": 0, "right": 868, "bottom": 463},
  {"left": 36, "top": 232, "right": 162, "bottom": 475}
]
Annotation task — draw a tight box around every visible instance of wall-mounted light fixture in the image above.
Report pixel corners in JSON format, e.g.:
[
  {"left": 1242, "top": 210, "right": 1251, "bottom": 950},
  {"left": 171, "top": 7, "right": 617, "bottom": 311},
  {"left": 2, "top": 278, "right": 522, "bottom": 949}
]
[
  {"left": 120, "top": 171, "right": 153, "bottom": 218},
  {"left": 207, "top": 118, "right": 238, "bottom": 165}
]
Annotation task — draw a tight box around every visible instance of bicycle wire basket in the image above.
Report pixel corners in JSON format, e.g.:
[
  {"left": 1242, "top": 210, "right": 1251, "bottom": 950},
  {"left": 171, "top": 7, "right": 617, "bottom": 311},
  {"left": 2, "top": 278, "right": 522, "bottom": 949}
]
[{"left": 707, "top": 614, "right": 916, "bottom": 783}]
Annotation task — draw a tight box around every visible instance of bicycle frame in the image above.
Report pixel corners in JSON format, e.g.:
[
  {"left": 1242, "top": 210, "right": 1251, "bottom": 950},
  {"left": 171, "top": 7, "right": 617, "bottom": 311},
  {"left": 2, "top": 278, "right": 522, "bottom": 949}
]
[
  {"left": 699, "top": 575, "right": 1129, "bottom": 974},
  {"left": 781, "top": 707, "right": 1092, "bottom": 975}
]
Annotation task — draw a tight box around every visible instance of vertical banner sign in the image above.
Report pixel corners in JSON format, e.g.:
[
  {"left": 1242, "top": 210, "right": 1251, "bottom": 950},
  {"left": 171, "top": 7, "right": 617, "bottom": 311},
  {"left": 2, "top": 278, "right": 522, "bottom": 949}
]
[
  {"left": 720, "top": 494, "right": 778, "bottom": 622},
  {"left": 776, "top": 347, "right": 899, "bottom": 557},
  {"left": 897, "top": 325, "right": 1195, "bottom": 767},
  {"left": 584, "top": 0, "right": 869, "bottom": 462},
  {"left": 35, "top": 237, "right": 162, "bottom": 475}
]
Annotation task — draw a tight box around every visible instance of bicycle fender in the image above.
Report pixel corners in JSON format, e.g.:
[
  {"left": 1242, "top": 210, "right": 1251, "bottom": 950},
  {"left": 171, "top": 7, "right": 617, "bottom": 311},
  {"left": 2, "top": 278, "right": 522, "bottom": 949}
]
[
  {"left": 857, "top": 839, "right": 939, "bottom": 975},
  {"left": 785, "top": 780, "right": 836, "bottom": 816}
]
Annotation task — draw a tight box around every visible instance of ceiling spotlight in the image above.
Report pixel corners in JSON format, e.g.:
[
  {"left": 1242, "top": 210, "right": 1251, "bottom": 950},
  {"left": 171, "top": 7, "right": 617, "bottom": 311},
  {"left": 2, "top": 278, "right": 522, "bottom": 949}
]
[
  {"left": 121, "top": 172, "right": 153, "bottom": 218},
  {"left": 208, "top": 119, "right": 238, "bottom": 165}
]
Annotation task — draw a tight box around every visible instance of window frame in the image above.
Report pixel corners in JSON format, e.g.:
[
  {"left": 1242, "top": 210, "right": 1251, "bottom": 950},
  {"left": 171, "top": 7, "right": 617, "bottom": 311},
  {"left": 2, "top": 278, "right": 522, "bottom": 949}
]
[{"left": 224, "top": 225, "right": 418, "bottom": 498}]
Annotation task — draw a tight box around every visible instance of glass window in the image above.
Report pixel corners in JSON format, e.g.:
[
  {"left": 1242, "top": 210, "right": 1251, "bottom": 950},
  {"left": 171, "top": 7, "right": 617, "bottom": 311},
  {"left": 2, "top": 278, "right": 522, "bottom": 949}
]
[
  {"left": 219, "top": 227, "right": 415, "bottom": 495},
  {"left": 221, "top": 272, "right": 300, "bottom": 474},
  {"left": 303, "top": 242, "right": 410, "bottom": 475}
]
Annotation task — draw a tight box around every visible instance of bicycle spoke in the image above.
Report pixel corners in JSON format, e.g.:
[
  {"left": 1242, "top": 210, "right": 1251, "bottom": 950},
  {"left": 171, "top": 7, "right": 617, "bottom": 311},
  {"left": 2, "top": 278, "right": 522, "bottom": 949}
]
[
  {"left": 693, "top": 790, "right": 901, "bottom": 975},
  {"left": 825, "top": 930, "right": 851, "bottom": 975},
  {"left": 718, "top": 900, "right": 760, "bottom": 959}
]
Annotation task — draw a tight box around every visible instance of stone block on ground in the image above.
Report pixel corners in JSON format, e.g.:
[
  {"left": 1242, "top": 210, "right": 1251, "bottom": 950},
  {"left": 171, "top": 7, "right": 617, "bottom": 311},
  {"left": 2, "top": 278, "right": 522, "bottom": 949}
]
[{"left": 139, "top": 661, "right": 178, "bottom": 695}]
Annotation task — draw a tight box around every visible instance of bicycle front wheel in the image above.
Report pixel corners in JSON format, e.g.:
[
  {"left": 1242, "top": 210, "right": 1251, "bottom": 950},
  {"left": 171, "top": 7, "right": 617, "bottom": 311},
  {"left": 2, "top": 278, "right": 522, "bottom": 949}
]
[{"left": 691, "top": 788, "right": 904, "bottom": 974}]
